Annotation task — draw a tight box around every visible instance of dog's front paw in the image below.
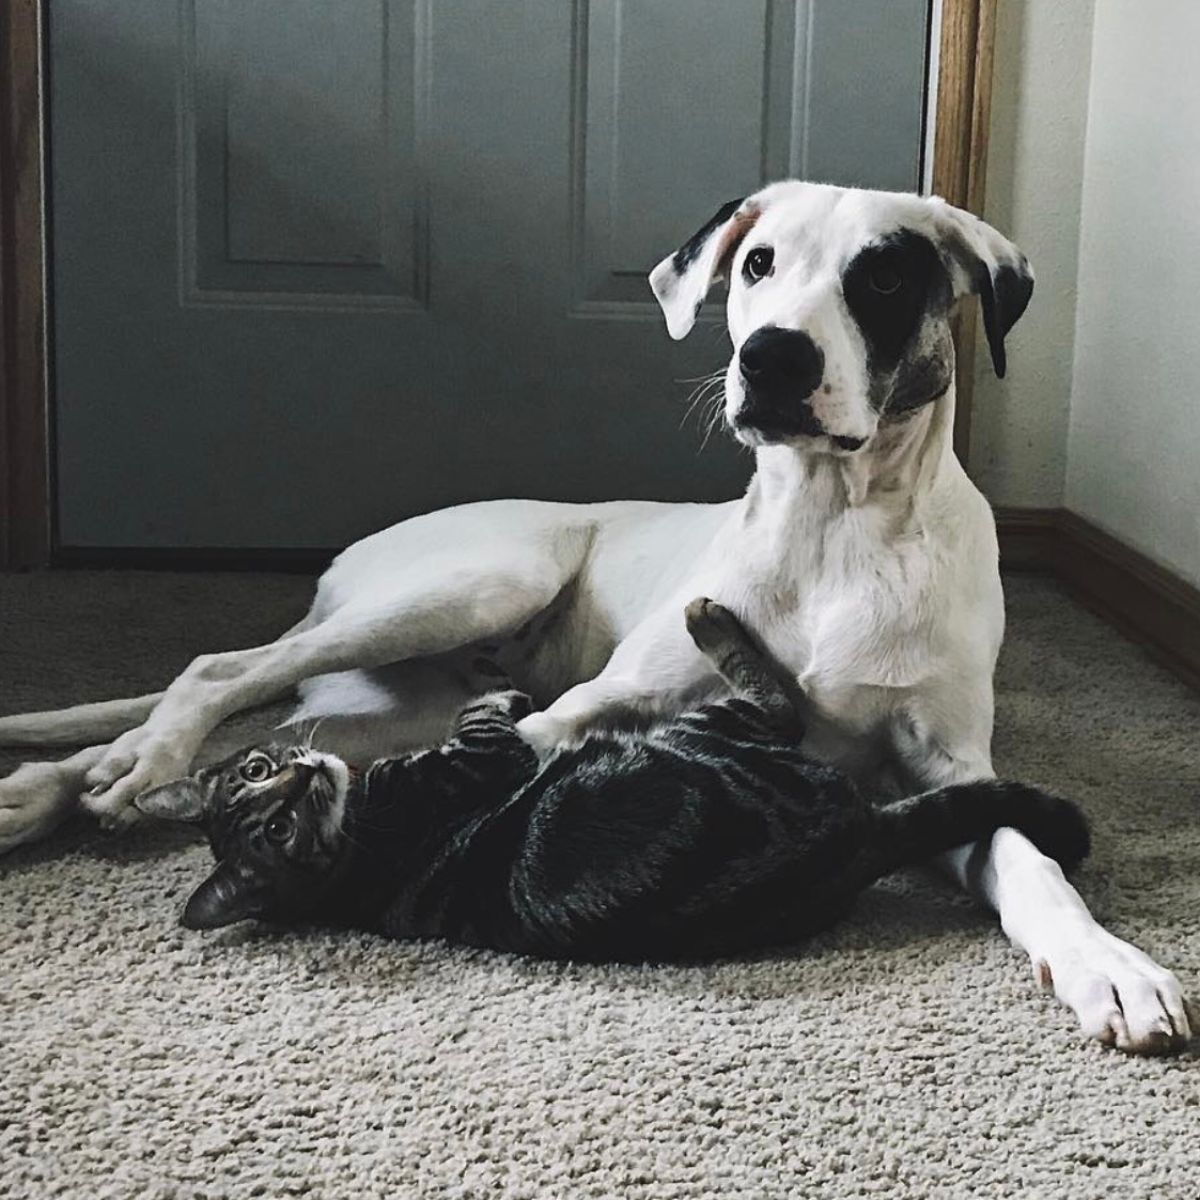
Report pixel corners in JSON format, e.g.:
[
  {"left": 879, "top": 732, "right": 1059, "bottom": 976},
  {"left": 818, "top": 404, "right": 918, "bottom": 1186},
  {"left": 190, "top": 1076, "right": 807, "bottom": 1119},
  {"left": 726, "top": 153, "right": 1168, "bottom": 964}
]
[
  {"left": 515, "top": 711, "right": 571, "bottom": 760},
  {"left": 82, "top": 734, "right": 191, "bottom": 829},
  {"left": 1036, "top": 923, "right": 1193, "bottom": 1055}
]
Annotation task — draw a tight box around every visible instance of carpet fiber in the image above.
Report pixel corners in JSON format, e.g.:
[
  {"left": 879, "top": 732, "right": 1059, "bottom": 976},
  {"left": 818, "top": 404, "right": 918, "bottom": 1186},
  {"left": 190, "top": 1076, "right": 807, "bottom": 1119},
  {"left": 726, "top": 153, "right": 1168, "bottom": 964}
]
[{"left": 1, "top": 571, "right": 1197, "bottom": 1199}]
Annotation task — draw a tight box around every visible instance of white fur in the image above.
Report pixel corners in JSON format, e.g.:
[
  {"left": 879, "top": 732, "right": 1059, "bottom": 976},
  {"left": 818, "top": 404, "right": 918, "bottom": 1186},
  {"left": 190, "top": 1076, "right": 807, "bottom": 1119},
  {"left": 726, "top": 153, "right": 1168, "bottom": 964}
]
[{"left": 0, "top": 182, "right": 1188, "bottom": 1054}]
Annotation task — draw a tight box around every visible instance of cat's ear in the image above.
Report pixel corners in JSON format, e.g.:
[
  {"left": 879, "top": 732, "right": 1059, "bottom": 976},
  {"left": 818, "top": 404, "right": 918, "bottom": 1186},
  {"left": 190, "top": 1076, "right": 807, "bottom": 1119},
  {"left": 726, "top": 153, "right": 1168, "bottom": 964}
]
[
  {"left": 134, "top": 777, "right": 208, "bottom": 822},
  {"left": 181, "top": 860, "right": 263, "bottom": 930}
]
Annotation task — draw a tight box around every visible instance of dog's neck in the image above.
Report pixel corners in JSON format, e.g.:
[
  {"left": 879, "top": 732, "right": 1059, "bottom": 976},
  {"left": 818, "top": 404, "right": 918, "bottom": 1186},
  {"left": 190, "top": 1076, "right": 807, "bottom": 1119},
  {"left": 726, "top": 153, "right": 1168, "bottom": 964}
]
[{"left": 741, "top": 380, "right": 957, "bottom": 536}]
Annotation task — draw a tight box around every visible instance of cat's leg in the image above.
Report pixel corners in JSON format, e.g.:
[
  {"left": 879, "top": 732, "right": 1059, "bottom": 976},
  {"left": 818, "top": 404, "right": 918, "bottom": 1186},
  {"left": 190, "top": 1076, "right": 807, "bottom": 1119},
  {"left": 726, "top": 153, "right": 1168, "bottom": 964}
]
[
  {"left": 441, "top": 690, "right": 540, "bottom": 789},
  {"left": 895, "top": 692, "right": 1193, "bottom": 1055},
  {"left": 683, "top": 598, "right": 808, "bottom": 731},
  {"left": 79, "top": 555, "right": 577, "bottom": 829}
]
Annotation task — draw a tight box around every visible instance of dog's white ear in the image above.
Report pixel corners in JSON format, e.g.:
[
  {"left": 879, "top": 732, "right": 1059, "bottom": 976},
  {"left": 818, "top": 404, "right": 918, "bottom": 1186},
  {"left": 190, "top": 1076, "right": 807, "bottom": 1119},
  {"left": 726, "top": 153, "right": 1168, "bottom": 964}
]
[
  {"left": 932, "top": 198, "right": 1034, "bottom": 378},
  {"left": 649, "top": 198, "right": 761, "bottom": 339},
  {"left": 134, "top": 777, "right": 207, "bottom": 822}
]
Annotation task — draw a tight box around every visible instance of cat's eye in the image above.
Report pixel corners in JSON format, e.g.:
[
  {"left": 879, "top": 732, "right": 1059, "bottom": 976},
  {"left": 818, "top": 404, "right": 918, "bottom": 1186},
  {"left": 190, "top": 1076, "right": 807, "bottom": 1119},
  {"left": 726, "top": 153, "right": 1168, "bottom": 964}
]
[
  {"left": 241, "top": 755, "right": 274, "bottom": 783},
  {"left": 743, "top": 246, "right": 774, "bottom": 283},
  {"left": 868, "top": 265, "right": 903, "bottom": 295},
  {"left": 264, "top": 813, "right": 295, "bottom": 844}
]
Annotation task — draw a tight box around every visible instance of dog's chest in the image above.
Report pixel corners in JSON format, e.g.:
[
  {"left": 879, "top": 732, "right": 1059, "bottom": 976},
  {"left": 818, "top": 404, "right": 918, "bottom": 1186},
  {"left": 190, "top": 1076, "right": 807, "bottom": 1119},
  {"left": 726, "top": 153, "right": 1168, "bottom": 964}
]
[{"left": 737, "top": 518, "right": 941, "bottom": 716}]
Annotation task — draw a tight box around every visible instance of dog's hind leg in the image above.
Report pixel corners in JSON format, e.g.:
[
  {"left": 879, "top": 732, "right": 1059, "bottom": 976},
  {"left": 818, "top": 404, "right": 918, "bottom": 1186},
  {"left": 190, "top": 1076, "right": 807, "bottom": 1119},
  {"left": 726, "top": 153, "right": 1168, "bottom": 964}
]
[
  {"left": 0, "top": 696, "right": 164, "bottom": 749},
  {"left": 282, "top": 658, "right": 487, "bottom": 762},
  {"left": 78, "top": 559, "right": 573, "bottom": 828},
  {"left": 0, "top": 612, "right": 318, "bottom": 750}
]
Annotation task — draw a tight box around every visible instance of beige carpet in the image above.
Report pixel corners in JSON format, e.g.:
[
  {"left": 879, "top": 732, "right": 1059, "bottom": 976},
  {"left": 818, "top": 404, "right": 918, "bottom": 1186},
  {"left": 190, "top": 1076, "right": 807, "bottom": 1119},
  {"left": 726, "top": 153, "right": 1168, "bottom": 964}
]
[{"left": 1, "top": 570, "right": 1197, "bottom": 1199}]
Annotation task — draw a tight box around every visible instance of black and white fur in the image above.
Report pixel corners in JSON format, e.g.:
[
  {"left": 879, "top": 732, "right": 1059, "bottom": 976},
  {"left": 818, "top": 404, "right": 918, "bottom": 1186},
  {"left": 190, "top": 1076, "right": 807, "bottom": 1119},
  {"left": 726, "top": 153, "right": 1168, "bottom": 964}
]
[{"left": 0, "top": 182, "right": 1190, "bottom": 1052}]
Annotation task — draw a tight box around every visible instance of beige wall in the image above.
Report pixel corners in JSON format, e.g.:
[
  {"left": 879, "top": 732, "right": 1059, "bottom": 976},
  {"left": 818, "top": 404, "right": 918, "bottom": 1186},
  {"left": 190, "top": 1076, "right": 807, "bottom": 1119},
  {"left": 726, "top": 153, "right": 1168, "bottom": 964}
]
[
  {"left": 967, "top": 0, "right": 1095, "bottom": 508},
  {"left": 969, "top": 1, "right": 1200, "bottom": 589},
  {"left": 1064, "top": 2, "right": 1200, "bottom": 587}
]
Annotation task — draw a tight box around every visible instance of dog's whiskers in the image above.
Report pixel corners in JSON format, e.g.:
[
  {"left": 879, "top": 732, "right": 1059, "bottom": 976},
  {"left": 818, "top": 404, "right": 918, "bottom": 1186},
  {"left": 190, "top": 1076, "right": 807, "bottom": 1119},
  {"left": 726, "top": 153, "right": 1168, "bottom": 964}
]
[{"left": 678, "top": 370, "right": 727, "bottom": 434}]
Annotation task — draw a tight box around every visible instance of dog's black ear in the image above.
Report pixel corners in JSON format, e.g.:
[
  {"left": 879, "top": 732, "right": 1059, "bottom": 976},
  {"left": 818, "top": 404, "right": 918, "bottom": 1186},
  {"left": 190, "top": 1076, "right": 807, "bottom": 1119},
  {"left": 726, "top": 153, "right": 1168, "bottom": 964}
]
[
  {"left": 182, "top": 859, "right": 263, "bottom": 930},
  {"left": 933, "top": 199, "right": 1034, "bottom": 378},
  {"left": 649, "top": 197, "right": 760, "bottom": 339}
]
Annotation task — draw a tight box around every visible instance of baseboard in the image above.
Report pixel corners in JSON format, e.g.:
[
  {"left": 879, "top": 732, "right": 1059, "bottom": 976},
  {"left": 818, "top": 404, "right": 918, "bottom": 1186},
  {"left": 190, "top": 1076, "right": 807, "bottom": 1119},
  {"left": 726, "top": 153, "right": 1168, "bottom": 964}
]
[
  {"left": 995, "top": 507, "right": 1200, "bottom": 693},
  {"left": 51, "top": 546, "right": 332, "bottom": 574},
  {"left": 992, "top": 507, "right": 1060, "bottom": 572}
]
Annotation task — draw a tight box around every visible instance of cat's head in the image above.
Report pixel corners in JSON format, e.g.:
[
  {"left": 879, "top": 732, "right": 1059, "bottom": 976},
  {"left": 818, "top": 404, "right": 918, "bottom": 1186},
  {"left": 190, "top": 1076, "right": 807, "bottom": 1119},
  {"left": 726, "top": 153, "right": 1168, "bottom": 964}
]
[{"left": 135, "top": 743, "right": 354, "bottom": 930}]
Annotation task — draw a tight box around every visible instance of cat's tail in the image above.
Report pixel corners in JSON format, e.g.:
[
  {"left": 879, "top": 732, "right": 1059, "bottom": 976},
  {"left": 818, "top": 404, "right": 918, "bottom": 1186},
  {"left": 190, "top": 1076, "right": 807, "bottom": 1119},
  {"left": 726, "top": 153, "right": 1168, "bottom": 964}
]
[{"left": 869, "top": 780, "right": 1090, "bottom": 877}]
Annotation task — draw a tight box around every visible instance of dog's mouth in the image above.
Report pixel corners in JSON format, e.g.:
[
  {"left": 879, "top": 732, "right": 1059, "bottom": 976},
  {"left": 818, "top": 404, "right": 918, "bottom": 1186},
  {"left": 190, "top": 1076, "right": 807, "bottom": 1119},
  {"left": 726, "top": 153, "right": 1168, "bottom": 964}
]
[{"left": 730, "top": 406, "right": 866, "bottom": 453}]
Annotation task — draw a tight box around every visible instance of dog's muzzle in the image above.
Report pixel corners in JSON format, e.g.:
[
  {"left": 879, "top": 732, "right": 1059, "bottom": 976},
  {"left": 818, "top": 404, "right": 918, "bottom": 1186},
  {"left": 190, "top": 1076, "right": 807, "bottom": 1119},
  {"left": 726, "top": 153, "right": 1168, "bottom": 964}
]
[{"left": 734, "top": 325, "right": 828, "bottom": 442}]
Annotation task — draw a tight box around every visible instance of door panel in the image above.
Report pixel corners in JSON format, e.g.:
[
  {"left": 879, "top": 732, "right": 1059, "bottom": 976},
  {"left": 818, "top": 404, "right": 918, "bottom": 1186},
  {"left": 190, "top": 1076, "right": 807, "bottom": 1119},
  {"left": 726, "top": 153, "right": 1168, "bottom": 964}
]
[
  {"left": 188, "top": 0, "right": 426, "bottom": 303},
  {"left": 51, "top": 0, "right": 930, "bottom": 550}
]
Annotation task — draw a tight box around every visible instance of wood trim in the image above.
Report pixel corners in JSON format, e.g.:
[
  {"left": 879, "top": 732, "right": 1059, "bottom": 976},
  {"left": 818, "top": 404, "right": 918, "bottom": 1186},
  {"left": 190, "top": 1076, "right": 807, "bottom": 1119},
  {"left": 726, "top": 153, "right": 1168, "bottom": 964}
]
[
  {"left": 0, "top": 0, "right": 49, "bottom": 569},
  {"left": 52, "top": 546, "right": 332, "bottom": 575},
  {"left": 991, "top": 506, "right": 1059, "bottom": 572},
  {"left": 996, "top": 507, "right": 1200, "bottom": 694},
  {"left": 930, "top": 0, "right": 998, "bottom": 469}
]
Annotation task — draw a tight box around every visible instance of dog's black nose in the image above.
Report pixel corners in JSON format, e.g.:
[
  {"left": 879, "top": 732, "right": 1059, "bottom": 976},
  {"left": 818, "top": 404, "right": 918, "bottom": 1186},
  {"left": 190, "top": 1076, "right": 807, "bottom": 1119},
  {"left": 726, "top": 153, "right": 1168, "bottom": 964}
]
[{"left": 739, "top": 326, "right": 824, "bottom": 399}]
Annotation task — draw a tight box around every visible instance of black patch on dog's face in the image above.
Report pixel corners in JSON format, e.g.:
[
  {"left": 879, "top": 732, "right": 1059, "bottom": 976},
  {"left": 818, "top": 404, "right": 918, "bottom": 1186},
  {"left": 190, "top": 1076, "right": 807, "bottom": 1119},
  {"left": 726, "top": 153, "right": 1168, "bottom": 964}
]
[
  {"left": 842, "top": 230, "right": 951, "bottom": 370},
  {"left": 671, "top": 198, "right": 744, "bottom": 274},
  {"left": 842, "top": 229, "right": 955, "bottom": 416}
]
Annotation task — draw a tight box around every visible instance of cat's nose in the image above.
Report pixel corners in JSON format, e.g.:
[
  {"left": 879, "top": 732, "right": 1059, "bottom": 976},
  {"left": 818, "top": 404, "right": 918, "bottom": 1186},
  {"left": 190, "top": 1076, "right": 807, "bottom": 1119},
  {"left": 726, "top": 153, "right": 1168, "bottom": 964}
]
[{"left": 282, "top": 762, "right": 318, "bottom": 789}]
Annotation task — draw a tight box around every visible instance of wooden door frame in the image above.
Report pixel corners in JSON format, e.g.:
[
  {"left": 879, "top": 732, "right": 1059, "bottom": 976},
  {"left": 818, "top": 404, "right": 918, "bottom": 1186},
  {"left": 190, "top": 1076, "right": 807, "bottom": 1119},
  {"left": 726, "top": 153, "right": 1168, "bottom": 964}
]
[
  {"left": 1, "top": 0, "right": 49, "bottom": 569},
  {"left": 930, "top": 0, "right": 999, "bottom": 465},
  {"left": 0, "top": 0, "right": 995, "bottom": 570}
]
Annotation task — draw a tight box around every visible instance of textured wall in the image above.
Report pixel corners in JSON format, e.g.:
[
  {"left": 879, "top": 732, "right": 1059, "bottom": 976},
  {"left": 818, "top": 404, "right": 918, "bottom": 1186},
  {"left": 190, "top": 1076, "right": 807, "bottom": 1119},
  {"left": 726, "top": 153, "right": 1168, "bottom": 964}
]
[
  {"left": 1064, "top": 2, "right": 1200, "bottom": 587},
  {"left": 967, "top": 0, "right": 1095, "bottom": 507}
]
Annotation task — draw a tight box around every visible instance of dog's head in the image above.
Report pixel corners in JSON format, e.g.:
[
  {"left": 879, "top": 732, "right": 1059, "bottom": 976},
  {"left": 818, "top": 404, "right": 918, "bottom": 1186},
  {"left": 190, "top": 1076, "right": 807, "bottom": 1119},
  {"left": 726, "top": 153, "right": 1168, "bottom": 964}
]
[{"left": 650, "top": 181, "right": 1032, "bottom": 454}]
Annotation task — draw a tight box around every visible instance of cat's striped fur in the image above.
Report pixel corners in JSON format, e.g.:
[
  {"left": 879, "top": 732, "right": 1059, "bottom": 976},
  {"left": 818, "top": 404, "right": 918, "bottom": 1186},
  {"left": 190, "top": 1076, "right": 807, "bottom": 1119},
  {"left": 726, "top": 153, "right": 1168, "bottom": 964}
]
[{"left": 141, "top": 599, "right": 1089, "bottom": 962}]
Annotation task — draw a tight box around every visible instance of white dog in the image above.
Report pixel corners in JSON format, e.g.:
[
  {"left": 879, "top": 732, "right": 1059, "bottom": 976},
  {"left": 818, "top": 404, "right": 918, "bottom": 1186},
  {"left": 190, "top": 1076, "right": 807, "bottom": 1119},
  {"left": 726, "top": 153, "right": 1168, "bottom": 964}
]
[{"left": 0, "top": 182, "right": 1189, "bottom": 1054}]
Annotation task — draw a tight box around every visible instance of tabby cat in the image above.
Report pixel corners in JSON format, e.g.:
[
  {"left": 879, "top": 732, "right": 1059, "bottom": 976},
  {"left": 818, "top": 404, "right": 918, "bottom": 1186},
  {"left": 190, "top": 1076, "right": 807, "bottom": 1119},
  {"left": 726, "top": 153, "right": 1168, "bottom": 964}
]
[{"left": 137, "top": 598, "right": 1089, "bottom": 963}]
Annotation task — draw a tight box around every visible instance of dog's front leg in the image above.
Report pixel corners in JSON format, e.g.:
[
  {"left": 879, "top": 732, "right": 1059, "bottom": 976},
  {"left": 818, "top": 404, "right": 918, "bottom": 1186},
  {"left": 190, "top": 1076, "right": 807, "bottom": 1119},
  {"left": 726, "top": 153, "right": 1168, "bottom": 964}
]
[
  {"left": 896, "top": 702, "right": 1193, "bottom": 1054},
  {"left": 518, "top": 607, "right": 713, "bottom": 755}
]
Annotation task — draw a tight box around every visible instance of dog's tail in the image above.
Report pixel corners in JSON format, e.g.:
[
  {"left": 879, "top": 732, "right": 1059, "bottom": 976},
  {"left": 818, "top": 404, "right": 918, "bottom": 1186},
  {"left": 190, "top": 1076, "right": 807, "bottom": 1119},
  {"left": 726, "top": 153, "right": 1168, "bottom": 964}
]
[
  {"left": 0, "top": 693, "right": 165, "bottom": 747},
  {"left": 867, "top": 780, "right": 1090, "bottom": 878}
]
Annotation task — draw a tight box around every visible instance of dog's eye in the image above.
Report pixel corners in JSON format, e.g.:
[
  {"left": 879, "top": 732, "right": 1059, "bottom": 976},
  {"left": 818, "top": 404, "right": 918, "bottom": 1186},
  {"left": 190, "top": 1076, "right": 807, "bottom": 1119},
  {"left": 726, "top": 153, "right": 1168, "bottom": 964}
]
[
  {"left": 264, "top": 813, "right": 295, "bottom": 844},
  {"left": 868, "top": 265, "right": 903, "bottom": 296},
  {"left": 241, "top": 755, "right": 274, "bottom": 783},
  {"left": 743, "top": 247, "right": 774, "bottom": 283}
]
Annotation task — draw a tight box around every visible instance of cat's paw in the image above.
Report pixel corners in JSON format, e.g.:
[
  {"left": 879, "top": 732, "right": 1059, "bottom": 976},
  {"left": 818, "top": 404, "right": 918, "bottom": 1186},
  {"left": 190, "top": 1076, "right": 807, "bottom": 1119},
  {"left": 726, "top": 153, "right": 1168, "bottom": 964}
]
[
  {"left": 1036, "top": 923, "right": 1193, "bottom": 1055},
  {"left": 487, "top": 689, "right": 534, "bottom": 722},
  {"left": 0, "top": 760, "right": 80, "bottom": 853},
  {"left": 684, "top": 596, "right": 743, "bottom": 654}
]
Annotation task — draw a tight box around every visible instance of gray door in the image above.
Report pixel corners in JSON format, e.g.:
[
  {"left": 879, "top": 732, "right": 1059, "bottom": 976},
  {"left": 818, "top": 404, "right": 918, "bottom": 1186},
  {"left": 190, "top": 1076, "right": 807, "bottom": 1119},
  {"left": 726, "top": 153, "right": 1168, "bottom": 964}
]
[{"left": 50, "top": 0, "right": 930, "bottom": 551}]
